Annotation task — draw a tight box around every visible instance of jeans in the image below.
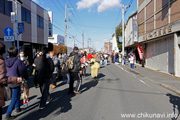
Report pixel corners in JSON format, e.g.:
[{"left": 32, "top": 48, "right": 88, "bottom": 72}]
[
  {"left": 0, "top": 107, "right": 2, "bottom": 120},
  {"left": 131, "top": 63, "right": 134, "bottom": 68},
  {"left": 104, "top": 60, "right": 107, "bottom": 65},
  {"left": 6, "top": 86, "right": 21, "bottom": 115},
  {"left": 39, "top": 80, "right": 51, "bottom": 108}
]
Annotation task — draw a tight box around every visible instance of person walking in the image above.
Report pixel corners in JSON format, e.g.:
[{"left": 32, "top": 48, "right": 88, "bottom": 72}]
[
  {"left": 49, "top": 51, "right": 60, "bottom": 89},
  {"left": 19, "top": 50, "right": 29, "bottom": 67},
  {"left": 115, "top": 53, "right": 119, "bottom": 63},
  {"left": 0, "top": 43, "right": 22, "bottom": 120},
  {"left": 95, "top": 52, "right": 101, "bottom": 63},
  {"left": 80, "top": 52, "right": 88, "bottom": 78},
  {"left": 34, "top": 47, "right": 54, "bottom": 109},
  {"left": 5, "top": 47, "right": 28, "bottom": 120},
  {"left": 129, "top": 54, "right": 134, "bottom": 69},
  {"left": 68, "top": 47, "right": 82, "bottom": 95},
  {"left": 141, "top": 52, "right": 145, "bottom": 67}
]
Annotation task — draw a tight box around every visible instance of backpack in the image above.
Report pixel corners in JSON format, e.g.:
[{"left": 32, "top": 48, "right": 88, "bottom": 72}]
[{"left": 66, "top": 56, "right": 75, "bottom": 70}]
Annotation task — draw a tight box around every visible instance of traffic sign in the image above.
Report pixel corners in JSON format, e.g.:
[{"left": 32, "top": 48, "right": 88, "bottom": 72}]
[
  {"left": 4, "top": 27, "right": 14, "bottom": 36},
  {"left": 18, "top": 23, "right": 24, "bottom": 34},
  {"left": 4, "top": 36, "right": 14, "bottom": 42}
]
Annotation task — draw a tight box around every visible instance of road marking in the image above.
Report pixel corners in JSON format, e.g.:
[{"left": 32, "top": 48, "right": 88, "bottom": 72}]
[
  {"left": 139, "top": 79, "right": 153, "bottom": 88},
  {"left": 115, "top": 64, "right": 130, "bottom": 74}
]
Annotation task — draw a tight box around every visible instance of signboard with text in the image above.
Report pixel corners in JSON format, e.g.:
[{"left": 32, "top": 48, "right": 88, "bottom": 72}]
[{"left": 18, "top": 23, "right": 24, "bottom": 34}]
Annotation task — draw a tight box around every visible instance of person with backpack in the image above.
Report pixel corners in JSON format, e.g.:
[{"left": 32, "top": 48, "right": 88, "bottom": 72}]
[
  {"left": 67, "top": 47, "right": 82, "bottom": 95},
  {"left": 49, "top": 51, "right": 60, "bottom": 89},
  {"left": 0, "top": 43, "right": 22, "bottom": 120},
  {"left": 5, "top": 47, "right": 28, "bottom": 120},
  {"left": 34, "top": 47, "right": 54, "bottom": 109}
]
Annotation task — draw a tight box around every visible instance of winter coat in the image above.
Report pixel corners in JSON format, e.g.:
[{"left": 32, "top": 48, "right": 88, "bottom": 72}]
[
  {"left": 5, "top": 57, "right": 28, "bottom": 88},
  {"left": 34, "top": 56, "right": 54, "bottom": 79},
  {"left": 69, "top": 52, "right": 81, "bottom": 73},
  {"left": 52, "top": 56, "right": 60, "bottom": 74},
  {"left": 0, "top": 56, "right": 18, "bottom": 107}
]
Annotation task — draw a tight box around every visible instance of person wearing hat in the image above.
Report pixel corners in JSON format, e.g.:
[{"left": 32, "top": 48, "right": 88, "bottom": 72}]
[{"left": 68, "top": 47, "right": 82, "bottom": 94}]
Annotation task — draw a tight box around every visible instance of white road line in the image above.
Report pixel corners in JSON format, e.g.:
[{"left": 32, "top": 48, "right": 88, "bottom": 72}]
[
  {"left": 115, "top": 64, "right": 130, "bottom": 74},
  {"left": 139, "top": 79, "right": 153, "bottom": 88},
  {"left": 115, "top": 64, "right": 162, "bottom": 93}
]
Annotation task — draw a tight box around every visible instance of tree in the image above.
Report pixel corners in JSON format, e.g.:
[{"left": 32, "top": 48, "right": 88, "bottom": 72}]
[
  {"left": 115, "top": 23, "right": 125, "bottom": 51},
  {"left": 53, "top": 45, "right": 67, "bottom": 54}
]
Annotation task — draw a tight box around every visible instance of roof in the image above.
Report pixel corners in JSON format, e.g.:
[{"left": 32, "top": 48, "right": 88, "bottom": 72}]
[{"left": 126, "top": 11, "right": 137, "bottom": 25}]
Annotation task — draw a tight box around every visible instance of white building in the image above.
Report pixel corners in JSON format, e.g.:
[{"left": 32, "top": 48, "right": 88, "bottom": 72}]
[
  {"left": 125, "top": 11, "right": 138, "bottom": 47},
  {"left": 112, "top": 34, "right": 119, "bottom": 53},
  {"left": 48, "top": 34, "right": 64, "bottom": 45}
]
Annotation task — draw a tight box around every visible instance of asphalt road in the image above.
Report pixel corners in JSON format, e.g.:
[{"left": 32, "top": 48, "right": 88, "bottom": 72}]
[{"left": 3, "top": 64, "right": 180, "bottom": 120}]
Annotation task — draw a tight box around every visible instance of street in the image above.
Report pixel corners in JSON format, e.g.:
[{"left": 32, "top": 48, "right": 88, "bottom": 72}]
[{"left": 3, "top": 63, "right": 180, "bottom": 120}]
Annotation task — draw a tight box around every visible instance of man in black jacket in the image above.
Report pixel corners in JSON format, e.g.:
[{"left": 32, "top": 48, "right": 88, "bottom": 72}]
[
  {"left": 68, "top": 47, "right": 82, "bottom": 94},
  {"left": 34, "top": 47, "right": 54, "bottom": 109}
]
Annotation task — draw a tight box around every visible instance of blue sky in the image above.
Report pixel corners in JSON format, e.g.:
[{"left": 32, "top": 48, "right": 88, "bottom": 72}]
[{"left": 32, "top": 0, "right": 137, "bottom": 51}]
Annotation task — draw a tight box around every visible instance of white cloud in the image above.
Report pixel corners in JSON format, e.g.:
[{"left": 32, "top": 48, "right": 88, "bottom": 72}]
[
  {"left": 98, "top": 0, "right": 121, "bottom": 12},
  {"left": 77, "top": 0, "right": 100, "bottom": 10},
  {"left": 77, "top": 0, "right": 121, "bottom": 12}
]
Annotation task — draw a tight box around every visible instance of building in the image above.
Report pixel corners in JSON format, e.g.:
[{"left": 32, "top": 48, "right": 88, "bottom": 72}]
[
  {"left": 137, "top": 0, "right": 180, "bottom": 76},
  {"left": 104, "top": 42, "right": 112, "bottom": 52},
  {"left": 125, "top": 11, "right": 138, "bottom": 47},
  {"left": 125, "top": 11, "right": 139, "bottom": 62},
  {"left": 0, "top": 0, "right": 51, "bottom": 63},
  {"left": 48, "top": 34, "right": 65, "bottom": 45},
  {"left": 112, "top": 34, "right": 119, "bottom": 53}
]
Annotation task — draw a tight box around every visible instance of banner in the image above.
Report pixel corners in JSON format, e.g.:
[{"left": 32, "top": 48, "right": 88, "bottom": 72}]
[{"left": 137, "top": 45, "right": 145, "bottom": 60}]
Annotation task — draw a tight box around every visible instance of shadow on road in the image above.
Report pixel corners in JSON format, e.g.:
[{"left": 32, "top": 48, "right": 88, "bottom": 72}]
[
  {"left": 166, "top": 93, "right": 180, "bottom": 120},
  {"left": 17, "top": 88, "right": 73, "bottom": 120},
  {"left": 80, "top": 80, "right": 99, "bottom": 94},
  {"left": 2, "top": 95, "right": 37, "bottom": 114}
]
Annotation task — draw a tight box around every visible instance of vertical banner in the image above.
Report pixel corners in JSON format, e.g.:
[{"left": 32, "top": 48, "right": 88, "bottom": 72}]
[
  {"left": 48, "top": 11, "right": 53, "bottom": 37},
  {"left": 137, "top": 45, "right": 145, "bottom": 60},
  {"left": 133, "top": 19, "right": 138, "bottom": 42}
]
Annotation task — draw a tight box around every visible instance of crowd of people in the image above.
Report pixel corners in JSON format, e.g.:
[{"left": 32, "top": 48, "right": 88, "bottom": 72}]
[{"left": 0, "top": 42, "right": 102, "bottom": 120}]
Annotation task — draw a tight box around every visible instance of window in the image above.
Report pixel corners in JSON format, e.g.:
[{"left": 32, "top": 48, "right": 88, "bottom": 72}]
[
  {"left": 5, "top": 0, "right": 12, "bottom": 16},
  {"left": 21, "top": 7, "right": 26, "bottom": 21},
  {"left": 37, "top": 15, "right": 44, "bottom": 29},
  {"left": 21, "top": 7, "right": 31, "bottom": 24},
  {"left": 0, "top": 0, "right": 5, "bottom": 14},
  {"left": 40, "top": 17, "right": 43, "bottom": 28},
  {"left": 26, "top": 9, "right": 31, "bottom": 23},
  {"left": 0, "top": 0, "right": 12, "bottom": 16},
  {"left": 37, "top": 16, "right": 40, "bottom": 27}
]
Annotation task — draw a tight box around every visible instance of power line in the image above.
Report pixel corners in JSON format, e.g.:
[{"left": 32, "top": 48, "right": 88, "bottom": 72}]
[{"left": 71, "top": 22, "right": 114, "bottom": 29}]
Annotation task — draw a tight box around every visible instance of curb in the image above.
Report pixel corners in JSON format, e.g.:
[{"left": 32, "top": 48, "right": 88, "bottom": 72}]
[
  {"left": 159, "top": 83, "right": 180, "bottom": 96},
  {"left": 118, "top": 64, "right": 180, "bottom": 96}
]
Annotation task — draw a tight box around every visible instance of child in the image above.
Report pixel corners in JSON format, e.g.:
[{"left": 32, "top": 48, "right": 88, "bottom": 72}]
[{"left": 21, "top": 80, "right": 29, "bottom": 107}]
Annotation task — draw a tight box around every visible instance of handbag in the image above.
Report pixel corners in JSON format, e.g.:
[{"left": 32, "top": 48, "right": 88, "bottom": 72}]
[{"left": 3, "top": 85, "right": 11, "bottom": 101}]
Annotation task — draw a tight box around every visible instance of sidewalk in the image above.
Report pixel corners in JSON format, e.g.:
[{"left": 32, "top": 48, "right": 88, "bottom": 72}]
[{"left": 119, "top": 63, "right": 180, "bottom": 95}]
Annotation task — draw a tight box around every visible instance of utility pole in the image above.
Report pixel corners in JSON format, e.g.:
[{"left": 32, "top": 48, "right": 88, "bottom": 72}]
[
  {"left": 121, "top": 4, "right": 130, "bottom": 65},
  {"left": 73, "top": 36, "right": 75, "bottom": 47},
  {"left": 9, "top": 0, "right": 22, "bottom": 53},
  {"left": 64, "top": 2, "right": 67, "bottom": 46},
  {"left": 82, "top": 27, "right": 84, "bottom": 50}
]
